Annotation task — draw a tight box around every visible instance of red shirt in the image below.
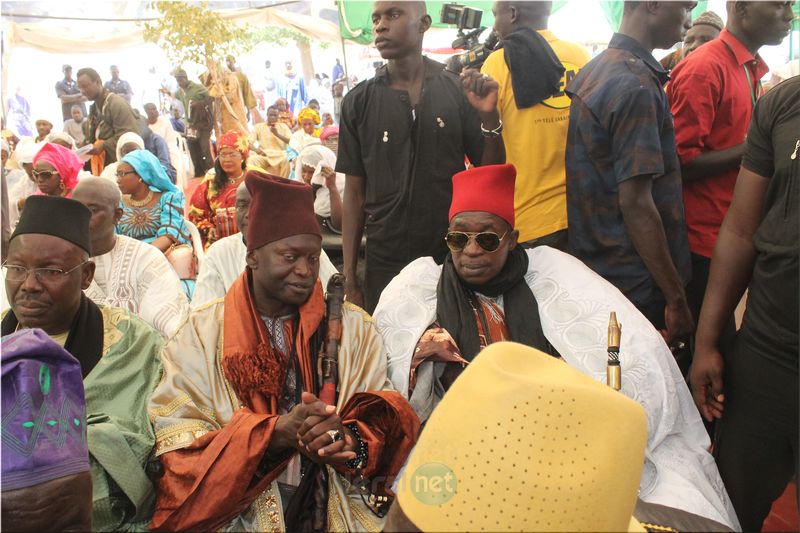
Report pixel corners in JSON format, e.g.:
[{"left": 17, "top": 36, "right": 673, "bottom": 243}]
[{"left": 667, "top": 30, "right": 769, "bottom": 258}]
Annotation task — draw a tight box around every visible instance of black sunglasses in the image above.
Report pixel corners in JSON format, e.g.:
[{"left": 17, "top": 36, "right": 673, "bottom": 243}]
[{"left": 445, "top": 230, "right": 508, "bottom": 253}]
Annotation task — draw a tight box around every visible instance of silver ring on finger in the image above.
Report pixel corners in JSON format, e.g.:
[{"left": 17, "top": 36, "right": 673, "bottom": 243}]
[{"left": 326, "top": 429, "right": 342, "bottom": 444}]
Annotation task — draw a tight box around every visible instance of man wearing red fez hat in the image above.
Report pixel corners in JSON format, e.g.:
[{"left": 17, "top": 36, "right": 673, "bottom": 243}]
[
  {"left": 373, "top": 163, "right": 740, "bottom": 529},
  {"left": 337, "top": 1, "right": 506, "bottom": 315},
  {"left": 149, "top": 170, "right": 420, "bottom": 532}
]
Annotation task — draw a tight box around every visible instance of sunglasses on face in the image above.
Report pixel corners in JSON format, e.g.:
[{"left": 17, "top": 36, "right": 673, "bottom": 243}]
[
  {"left": 445, "top": 230, "right": 508, "bottom": 253},
  {"left": 32, "top": 170, "right": 60, "bottom": 180}
]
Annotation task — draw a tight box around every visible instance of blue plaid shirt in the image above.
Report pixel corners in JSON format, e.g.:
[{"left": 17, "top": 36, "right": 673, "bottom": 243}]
[{"left": 564, "top": 33, "right": 690, "bottom": 309}]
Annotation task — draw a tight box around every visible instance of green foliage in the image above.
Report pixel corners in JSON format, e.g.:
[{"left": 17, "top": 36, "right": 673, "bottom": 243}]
[
  {"left": 142, "top": 1, "right": 248, "bottom": 67},
  {"left": 242, "top": 26, "right": 310, "bottom": 48}
]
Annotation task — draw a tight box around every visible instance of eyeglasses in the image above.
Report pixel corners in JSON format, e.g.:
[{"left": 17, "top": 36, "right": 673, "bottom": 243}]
[
  {"left": 115, "top": 170, "right": 137, "bottom": 179},
  {"left": 445, "top": 230, "right": 508, "bottom": 253},
  {"left": 218, "top": 151, "right": 242, "bottom": 160},
  {"left": 1, "top": 261, "right": 90, "bottom": 283},
  {"left": 32, "top": 170, "right": 60, "bottom": 180}
]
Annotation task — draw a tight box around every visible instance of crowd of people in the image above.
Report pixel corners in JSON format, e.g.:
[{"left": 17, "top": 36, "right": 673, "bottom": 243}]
[{"left": 1, "top": 0, "right": 797, "bottom": 531}]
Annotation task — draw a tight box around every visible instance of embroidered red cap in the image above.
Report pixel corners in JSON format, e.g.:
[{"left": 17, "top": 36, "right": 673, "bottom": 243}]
[
  {"left": 449, "top": 163, "right": 516, "bottom": 228},
  {"left": 244, "top": 170, "right": 321, "bottom": 251}
]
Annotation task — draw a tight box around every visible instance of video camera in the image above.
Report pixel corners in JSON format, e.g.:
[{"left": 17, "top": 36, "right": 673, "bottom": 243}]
[
  {"left": 440, "top": 3, "right": 499, "bottom": 73},
  {"left": 440, "top": 3, "right": 483, "bottom": 30}
]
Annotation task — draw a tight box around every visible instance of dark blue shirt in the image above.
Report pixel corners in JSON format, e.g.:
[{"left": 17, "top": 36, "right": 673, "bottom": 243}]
[
  {"left": 332, "top": 63, "right": 344, "bottom": 82},
  {"left": 104, "top": 79, "right": 133, "bottom": 100},
  {"left": 170, "top": 117, "right": 186, "bottom": 134},
  {"left": 55, "top": 78, "right": 87, "bottom": 121},
  {"left": 565, "top": 33, "right": 691, "bottom": 309}
]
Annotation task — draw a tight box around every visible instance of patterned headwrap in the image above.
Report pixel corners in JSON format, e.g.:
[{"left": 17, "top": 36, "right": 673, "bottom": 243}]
[
  {"left": 320, "top": 125, "right": 339, "bottom": 142},
  {"left": 1, "top": 329, "right": 89, "bottom": 492},
  {"left": 692, "top": 11, "right": 724, "bottom": 31},
  {"left": 217, "top": 130, "right": 250, "bottom": 158},
  {"left": 32, "top": 142, "right": 83, "bottom": 191},
  {"left": 297, "top": 107, "right": 321, "bottom": 125},
  {"left": 121, "top": 149, "right": 178, "bottom": 193}
]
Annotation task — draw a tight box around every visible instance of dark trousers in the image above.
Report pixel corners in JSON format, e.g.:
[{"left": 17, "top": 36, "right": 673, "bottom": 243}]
[
  {"left": 686, "top": 253, "right": 737, "bottom": 374},
  {"left": 636, "top": 295, "right": 667, "bottom": 331},
  {"left": 715, "top": 339, "right": 799, "bottom": 531},
  {"left": 519, "top": 228, "right": 568, "bottom": 252},
  {"left": 187, "top": 129, "right": 213, "bottom": 178},
  {"left": 364, "top": 254, "right": 401, "bottom": 315}
]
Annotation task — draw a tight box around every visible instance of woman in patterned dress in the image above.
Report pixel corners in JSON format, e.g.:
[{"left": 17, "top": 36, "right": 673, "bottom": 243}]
[
  {"left": 116, "top": 149, "right": 195, "bottom": 297},
  {"left": 187, "top": 130, "right": 248, "bottom": 249}
]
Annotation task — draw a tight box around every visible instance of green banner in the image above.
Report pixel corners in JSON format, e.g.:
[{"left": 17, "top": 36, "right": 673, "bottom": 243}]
[
  {"left": 598, "top": 1, "right": 709, "bottom": 33},
  {"left": 339, "top": 1, "right": 571, "bottom": 44}
]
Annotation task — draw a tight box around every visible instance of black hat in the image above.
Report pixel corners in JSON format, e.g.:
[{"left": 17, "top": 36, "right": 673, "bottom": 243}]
[{"left": 10, "top": 196, "right": 92, "bottom": 254}]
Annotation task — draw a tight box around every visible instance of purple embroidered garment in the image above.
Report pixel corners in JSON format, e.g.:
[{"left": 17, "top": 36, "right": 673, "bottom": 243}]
[{"left": 2, "top": 328, "right": 89, "bottom": 491}]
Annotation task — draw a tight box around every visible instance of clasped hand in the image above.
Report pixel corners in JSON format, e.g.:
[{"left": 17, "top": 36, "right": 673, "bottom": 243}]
[{"left": 275, "top": 391, "right": 357, "bottom": 465}]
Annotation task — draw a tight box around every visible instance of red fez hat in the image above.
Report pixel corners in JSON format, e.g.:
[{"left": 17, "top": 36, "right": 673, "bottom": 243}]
[
  {"left": 449, "top": 164, "right": 516, "bottom": 227},
  {"left": 245, "top": 170, "right": 321, "bottom": 251}
]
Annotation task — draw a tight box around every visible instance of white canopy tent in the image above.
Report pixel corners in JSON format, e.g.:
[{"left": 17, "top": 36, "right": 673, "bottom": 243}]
[{"left": 1, "top": 3, "right": 342, "bottom": 127}]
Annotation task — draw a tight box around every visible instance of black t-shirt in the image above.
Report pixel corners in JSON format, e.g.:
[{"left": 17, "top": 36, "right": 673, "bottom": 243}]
[
  {"left": 739, "top": 75, "right": 799, "bottom": 371},
  {"left": 336, "top": 57, "right": 484, "bottom": 268}
]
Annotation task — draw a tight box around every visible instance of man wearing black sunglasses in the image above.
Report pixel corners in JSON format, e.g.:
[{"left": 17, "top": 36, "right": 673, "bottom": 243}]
[
  {"left": 372, "top": 163, "right": 740, "bottom": 527},
  {"left": 337, "top": 1, "right": 505, "bottom": 314}
]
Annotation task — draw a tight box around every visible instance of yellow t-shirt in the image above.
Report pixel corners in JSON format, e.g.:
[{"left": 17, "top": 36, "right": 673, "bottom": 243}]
[{"left": 482, "top": 30, "right": 589, "bottom": 242}]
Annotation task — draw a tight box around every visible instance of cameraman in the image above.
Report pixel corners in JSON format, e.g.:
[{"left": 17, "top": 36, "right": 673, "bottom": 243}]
[{"left": 472, "top": 1, "right": 589, "bottom": 250}]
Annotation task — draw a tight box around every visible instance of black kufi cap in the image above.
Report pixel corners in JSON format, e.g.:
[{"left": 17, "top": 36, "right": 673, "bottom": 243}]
[{"left": 10, "top": 196, "right": 92, "bottom": 254}]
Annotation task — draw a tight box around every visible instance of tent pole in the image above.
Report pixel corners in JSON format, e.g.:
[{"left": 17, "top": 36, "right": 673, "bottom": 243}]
[{"left": 340, "top": 34, "right": 351, "bottom": 90}]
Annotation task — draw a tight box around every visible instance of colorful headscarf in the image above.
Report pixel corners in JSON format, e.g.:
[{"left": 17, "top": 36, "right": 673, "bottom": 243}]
[
  {"left": 320, "top": 125, "right": 339, "bottom": 142},
  {"left": 32, "top": 142, "right": 83, "bottom": 191},
  {"left": 217, "top": 130, "right": 250, "bottom": 158},
  {"left": 121, "top": 149, "right": 178, "bottom": 193},
  {"left": 297, "top": 107, "right": 321, "bottom": 126}
]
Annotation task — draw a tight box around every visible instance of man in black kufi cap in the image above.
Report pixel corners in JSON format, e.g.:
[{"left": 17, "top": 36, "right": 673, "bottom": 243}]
[{"left": 1, "top": 194, "right": 165, "bottom": 530}]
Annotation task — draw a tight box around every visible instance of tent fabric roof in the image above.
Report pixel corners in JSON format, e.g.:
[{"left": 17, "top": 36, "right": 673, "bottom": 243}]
[{"left": 4, "top": 6, "right": 341, "bottom": 53}]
